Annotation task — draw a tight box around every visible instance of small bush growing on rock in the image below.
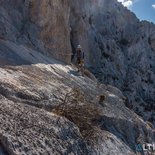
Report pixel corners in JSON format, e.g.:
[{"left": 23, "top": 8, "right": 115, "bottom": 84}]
[{"left": 52, "top": 87, "right": 102, "bottom": 145}]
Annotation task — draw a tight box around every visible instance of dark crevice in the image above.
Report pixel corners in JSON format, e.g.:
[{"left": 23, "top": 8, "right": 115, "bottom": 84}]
[
  {"left": 0, "top": 143, "right": 9, "bottom": 155},
  {"left": 70, "top": 29, "right": 75, "bottom": 63}
]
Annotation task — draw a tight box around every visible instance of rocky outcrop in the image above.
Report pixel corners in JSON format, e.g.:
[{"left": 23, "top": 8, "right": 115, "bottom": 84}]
[
  {"left": 70, "top": 0, "right": 155, "bottom": 126},
  {"left": 0, "top": 0, "right": 155, "bottom": 154},
  {"left": 0, "top": 95, "right": 90, "bottom": 155},
  {"left": 0, "top": 0, "right": 154, "bottom": 125},
  {"left": 0, "top": 54, "right": 155, "bottom": 154}
]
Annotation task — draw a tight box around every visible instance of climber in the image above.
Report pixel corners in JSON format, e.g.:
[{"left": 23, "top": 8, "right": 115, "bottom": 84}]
[{"left": 76, "top": 45, "right": 85, "bottom": 75}]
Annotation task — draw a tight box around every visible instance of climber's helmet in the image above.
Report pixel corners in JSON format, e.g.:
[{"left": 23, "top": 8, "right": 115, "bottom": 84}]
[{"left": 77, "top": 45, "right": 82, "bottom": 50}]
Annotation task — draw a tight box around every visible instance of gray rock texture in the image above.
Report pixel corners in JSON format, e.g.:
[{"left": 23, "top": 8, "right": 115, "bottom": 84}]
[
  {"left": 0, "top": 0, "right": 71, "bottom": 62},
  {"left": 0, "top": 0, "right": 155, "bottom": 154},
  {"left": 0, "top": 60, "right": 154, "bottom": 155},
  {"left": 70, "top": 0, "right": 155, "bottom": 126},
  {"left": 0, "top": 0, "right": 154, "bottom": 125},
  {"left": 0, "top": 95, "right": 90, "bottom": 155}
]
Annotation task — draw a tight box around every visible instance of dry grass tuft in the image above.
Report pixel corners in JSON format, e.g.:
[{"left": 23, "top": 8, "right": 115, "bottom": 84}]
[{"left": 52, "top": 87, "right": 102, "bottom": 145}]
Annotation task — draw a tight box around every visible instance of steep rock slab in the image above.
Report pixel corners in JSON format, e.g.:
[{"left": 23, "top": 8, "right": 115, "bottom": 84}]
[
  {"left": 0, "top": 96, "right": 91, "bottom": 155},
  {"left": 0, "top": 61, "right": 154, "bottom": 154},
  {"left": 0, "top": 0, "right": 154, "bottom": 152}
]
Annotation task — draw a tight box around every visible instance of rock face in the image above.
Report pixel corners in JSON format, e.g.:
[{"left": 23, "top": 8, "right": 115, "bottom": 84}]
[
  {"left": 0, "top": 94, "right": 90, "bottom": 155},
  {"left": 0, "top": 59, "right": 154, "bottom": 155},
  {"left": 0, "top": 0, "right": 154, "bottom": 125},
  {"left": 0, "top": 0, "right": 71, "bottom": 63},
  {"left": 70, "top": 0, "right": 155, "bottom": 126},
  {"left": 0, "top": 0, "right": 155, "bottom": 154}
]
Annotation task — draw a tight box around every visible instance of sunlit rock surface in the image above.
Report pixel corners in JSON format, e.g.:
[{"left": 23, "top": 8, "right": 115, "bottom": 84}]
[
  {"left": 0, "top": 54, "right": 154, "bottom": 154},
  {"left": 0, "top": 0, "right": 155, "bottom": 154},
  {"left": 0, "top": 0, "right": 154, "bottom": 124}
]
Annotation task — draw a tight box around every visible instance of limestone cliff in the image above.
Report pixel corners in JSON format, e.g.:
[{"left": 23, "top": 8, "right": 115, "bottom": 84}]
[
  {"left": 0, "top": 58, "right": 154, "bottom": 155},
  {"left": 0, "top": 0, "right": 155, "bottom": 154},
  {"left": 0, "top": 0, "right": 71, "bottom": 62},
  {"left": 70, "top": 0, "right": 155, "bottom": 126},
  {"left": 0, "top": 0, "right": 154, "bottom": 125}
]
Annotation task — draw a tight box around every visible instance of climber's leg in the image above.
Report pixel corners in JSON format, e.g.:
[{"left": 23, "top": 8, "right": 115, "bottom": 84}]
[{"left": 80, "top": 60, "right": 84, "bottom": 76}]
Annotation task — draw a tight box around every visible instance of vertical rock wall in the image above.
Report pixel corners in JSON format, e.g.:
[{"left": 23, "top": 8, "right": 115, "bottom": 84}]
[{"left": 0, "top": 0, "right": 72, "bottom": 63}]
